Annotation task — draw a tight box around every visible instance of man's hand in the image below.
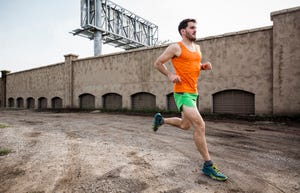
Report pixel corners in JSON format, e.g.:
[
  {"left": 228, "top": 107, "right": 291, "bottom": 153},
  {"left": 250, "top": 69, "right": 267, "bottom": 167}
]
[
  {"left": 168, "top": 74, "right": 181, "bottom": 83},
  {"left": 201, "top": 62, "right": 212, "bottom": 70}
]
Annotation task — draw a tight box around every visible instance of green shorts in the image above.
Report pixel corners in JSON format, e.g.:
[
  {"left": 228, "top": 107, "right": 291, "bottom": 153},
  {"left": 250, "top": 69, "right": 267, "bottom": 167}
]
[{"left": 173, "top": 92, "right": 198, "bottom": 112}]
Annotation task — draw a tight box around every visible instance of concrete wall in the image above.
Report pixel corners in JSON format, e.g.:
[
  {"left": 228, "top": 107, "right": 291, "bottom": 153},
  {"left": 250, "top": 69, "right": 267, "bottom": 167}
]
[
  {"left": 0, "top": 77, "right": 3, "bottom": 107},
  {"left": 6, "top": 63, "right": 65, "bottom": 108},
  {"left": 70, "top": 26, "right": 273, "bottom": 114},
  {"left": 198, "top": 27, "right": 273, "bottom": 114},
  {"left": 2, "top": 6, "right": 299, "bottom": 115},
  {"left": 0, "top": 71, "right": 10, "bottom": 108},
  {"left": 271, "top": 7, "right": 300, "bottom": 115},
  {"left": 72, "top": 46, "right": 173, "bottom": 109}
]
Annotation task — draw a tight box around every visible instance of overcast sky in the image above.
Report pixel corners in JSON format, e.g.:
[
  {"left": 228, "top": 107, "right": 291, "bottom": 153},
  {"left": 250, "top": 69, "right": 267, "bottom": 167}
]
[{"left": 0, "top": 0, "right": 299, "bottom": 73}]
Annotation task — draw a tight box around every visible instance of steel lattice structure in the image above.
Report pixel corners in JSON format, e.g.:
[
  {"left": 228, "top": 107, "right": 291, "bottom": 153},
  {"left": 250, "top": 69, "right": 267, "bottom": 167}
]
[{"left": 71, "top": 0, "right": 158, "bottom": 55}]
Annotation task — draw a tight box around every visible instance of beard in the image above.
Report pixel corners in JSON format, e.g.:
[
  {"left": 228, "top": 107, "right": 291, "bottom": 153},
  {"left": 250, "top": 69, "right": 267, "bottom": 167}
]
[{"left": 186, "top": 32, "right": 196, "bottom": 42}]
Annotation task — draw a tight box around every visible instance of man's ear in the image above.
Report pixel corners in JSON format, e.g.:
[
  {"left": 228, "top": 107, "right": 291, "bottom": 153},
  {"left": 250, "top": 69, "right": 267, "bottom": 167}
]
[{"left": 180, "top": 29, "right": 185, "bottom": 35}]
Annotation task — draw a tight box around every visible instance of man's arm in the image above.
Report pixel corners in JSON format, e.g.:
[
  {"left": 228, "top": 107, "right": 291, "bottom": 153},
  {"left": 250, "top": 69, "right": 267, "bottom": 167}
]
[
  {"left": 197, "top": 45, "right": 212, "bottom": 71},
  {"left": 154, "top": 44, "right": 181, "bottom": 83},
  {"left": 201, "top": 62, "right": 212, "bottom": 70}
]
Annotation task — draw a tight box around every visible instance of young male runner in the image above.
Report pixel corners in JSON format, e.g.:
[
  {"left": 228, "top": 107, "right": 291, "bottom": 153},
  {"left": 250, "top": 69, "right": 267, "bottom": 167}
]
[{"left": 153, "top": 18, "right": 227, "bottom": 181}]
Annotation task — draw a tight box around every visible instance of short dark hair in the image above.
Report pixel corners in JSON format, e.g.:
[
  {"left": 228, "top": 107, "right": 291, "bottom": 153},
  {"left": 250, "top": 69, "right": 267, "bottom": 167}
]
[{"left": 178, "top": 18, "right": 197, "bottom": 35}]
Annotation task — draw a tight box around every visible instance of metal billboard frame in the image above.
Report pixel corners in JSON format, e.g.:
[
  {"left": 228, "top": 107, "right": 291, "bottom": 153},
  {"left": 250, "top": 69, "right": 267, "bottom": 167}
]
[{"left": 71, "top": 0, "right": 158, "bottom": 55}]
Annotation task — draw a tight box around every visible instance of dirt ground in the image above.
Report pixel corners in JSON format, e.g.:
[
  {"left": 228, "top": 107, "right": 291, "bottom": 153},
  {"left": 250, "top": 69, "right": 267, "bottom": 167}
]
[{"left": 0, "top": 110, "right": 299, "bottom": 193}]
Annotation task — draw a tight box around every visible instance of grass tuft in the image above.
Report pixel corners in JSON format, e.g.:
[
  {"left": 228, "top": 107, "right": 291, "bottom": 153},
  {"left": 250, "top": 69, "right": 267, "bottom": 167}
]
[
  {"left": 0, "top": 124, "right": 9, "bottom": 129},
  {"left": 0, "top": 148, "right": 12, "bottom": 156}
]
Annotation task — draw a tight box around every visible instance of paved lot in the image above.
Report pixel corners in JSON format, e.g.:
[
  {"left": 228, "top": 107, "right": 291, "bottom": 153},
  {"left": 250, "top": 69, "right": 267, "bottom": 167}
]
[{"left": 0, "top": 110, "right": 299, "bottom": 193}]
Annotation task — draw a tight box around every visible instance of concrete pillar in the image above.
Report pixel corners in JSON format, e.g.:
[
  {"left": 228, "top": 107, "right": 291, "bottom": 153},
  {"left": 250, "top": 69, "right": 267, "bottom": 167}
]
[
  {"left": 94, "top": 0, "right": 102, "bottom": 56},
  {"left": 271, "top": 7, "right": 300, "bottom": 115},
  {"left": 94, "top": 31, "right": 102, "bottom": 56},
  {"left": 64, "top": 54, "right": 78, "bottom": 108},
  {"left": 1, "top": 70, "right": 10, "bottom": 108}
]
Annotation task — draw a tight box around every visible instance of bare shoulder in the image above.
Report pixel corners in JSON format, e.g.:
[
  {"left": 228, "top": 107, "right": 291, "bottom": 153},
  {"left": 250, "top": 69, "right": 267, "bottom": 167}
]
[
  {"left": 156, "top": 43, "right": 181, "bottom": 63},
  {"left": 196, "top": 44, "right": 202, "bottom": 54},
  {"left": 167, "top": 43, "right": 181, "bottom": 57}
]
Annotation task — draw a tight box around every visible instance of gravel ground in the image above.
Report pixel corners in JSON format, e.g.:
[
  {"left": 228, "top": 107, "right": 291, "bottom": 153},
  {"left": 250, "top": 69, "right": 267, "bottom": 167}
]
[{"left": 0, "top": 110, "right": 299, "bottom": 193}]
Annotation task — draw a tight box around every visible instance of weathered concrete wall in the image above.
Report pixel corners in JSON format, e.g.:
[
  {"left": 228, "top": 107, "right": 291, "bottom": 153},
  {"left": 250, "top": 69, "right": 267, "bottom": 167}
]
[
  {"left": 271, "top": 7, "right": 300, "bottom": 115},
  {"left": 72, "top": 47, "right": 174, "bottom": 109},
  {"left": 0, "top": 71, "right": 10, "bottom": 108},
  {"left": 0, "top": 77, "right": 3, "bottom": 107},
  {"left": 199, "top": 27, "right": 273, "bottom": 114},
  {"left": 71, "top": 26, "right": 273, "bottom": 114},
  {"left": 3, "top": 31, "right": 274, "bottom": 112},
  {"left": 6, "top": 63, "right": 65, "bottom": 108}
]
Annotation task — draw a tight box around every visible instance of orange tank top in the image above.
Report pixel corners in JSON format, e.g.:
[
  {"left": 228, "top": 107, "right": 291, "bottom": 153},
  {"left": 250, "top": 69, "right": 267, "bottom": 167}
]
[{"left": 171, "top": 42, "right": 202, "bottom": 93}]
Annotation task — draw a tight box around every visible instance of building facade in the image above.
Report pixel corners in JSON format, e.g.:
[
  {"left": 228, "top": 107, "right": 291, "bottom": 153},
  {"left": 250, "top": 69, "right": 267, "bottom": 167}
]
[{"left": 1, "top": 7, "right": 299, "bottom": 116}]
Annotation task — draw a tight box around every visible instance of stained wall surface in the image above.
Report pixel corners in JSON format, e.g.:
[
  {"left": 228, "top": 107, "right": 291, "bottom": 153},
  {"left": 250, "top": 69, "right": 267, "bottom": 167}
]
[
  {"left": 6, "top": 63, "right": 65, "bottom": 108},
  {"left": 271, "top": 7, "right": 300, "bottom": 115}
]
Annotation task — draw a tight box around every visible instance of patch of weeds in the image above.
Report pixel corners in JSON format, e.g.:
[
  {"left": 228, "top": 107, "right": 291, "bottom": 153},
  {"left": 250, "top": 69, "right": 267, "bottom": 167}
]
[
  {"left": 0, "top": 124, "right": 9, "bottom": 128},
  {"left": 0, "top": 148, "right": 12, "bottom": 156},
  {"left": 11, "top": 168, "right": 25, "bottom": 176},
  {"left": 26, "top": 191, "right": 45, "bottom": 193}
]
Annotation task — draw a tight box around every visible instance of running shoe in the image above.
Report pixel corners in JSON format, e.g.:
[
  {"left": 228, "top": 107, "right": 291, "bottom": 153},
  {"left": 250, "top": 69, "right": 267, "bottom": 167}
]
[
  {"left": 152, "top": 113, "right": 164, "bottom": 132},
  {"left": 202, "top": 163, "right": 228, "bottom": 181}
]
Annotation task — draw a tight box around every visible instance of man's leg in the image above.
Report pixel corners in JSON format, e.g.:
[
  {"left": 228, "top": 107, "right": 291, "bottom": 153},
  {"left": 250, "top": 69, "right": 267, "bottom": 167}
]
[
  {"left": 179, "top": 106, "right": 227, "bottom": 181},
  {"left": 163, "top": 113, "right": 191, "bottom": 130},
  {"left": 155, "top": 106, "right": 209, "bottom": 160},
  {"left": 153, "top": 106, "right": 228, "bottom": 181},
  {"left": 180, "top": 105, "right": 211, "bottom": 161}
]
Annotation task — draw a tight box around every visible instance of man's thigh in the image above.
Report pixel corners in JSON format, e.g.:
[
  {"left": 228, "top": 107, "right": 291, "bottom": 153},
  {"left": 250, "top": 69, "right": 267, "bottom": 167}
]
[{"left": 182, "top": 105, "right": 204, "bottom": 126}]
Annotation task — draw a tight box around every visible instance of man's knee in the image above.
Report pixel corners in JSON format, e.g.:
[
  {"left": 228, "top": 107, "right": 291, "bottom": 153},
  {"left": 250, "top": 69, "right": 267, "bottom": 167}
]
[
  {"left": 194, "top": 119, "right": 205, "bottom": 132},
  {"left": 180, "top": 122, "right": 191, "bottom": 130}
]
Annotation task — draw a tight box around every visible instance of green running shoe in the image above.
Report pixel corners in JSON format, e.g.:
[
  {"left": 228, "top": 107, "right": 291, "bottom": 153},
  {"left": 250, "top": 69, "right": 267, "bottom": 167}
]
[
  {"left": 153, "top": 113, "right": 164, "bottom": 132},
  {"left": 202, "top": 163, "right": 228, "bottom": 181}
]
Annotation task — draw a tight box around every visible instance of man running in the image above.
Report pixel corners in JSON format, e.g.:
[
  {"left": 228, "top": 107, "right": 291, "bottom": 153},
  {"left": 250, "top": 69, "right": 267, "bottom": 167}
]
[{"left": 153, "top": 18, "right": 227, "bottom": 181}]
